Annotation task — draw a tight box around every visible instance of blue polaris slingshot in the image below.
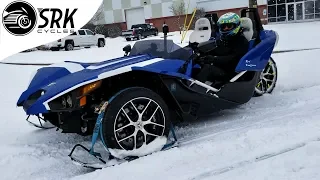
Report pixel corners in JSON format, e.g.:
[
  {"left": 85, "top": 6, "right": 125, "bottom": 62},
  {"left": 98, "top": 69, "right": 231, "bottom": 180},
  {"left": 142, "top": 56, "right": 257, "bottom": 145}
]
[{"left": 17, "top": 8, "right": 278, "bottom": 168}]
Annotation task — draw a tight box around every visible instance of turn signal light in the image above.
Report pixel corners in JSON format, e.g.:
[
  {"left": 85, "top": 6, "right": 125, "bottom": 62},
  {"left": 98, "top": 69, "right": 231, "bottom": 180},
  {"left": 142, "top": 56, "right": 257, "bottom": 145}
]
[
  {"left": 81, "top": 80, "right": 102, "bottom": 96},
  {"left": 79, "top": 96, "right": 87, "bottom": 107}
]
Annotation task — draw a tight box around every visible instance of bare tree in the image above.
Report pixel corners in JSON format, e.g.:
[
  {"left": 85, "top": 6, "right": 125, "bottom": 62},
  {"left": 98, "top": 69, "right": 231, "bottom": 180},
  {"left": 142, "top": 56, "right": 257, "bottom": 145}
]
[
  {"left": 81, "top": 2, "right": 122, "bottom": 38},
  {"left": 169, "top": 0, "right": 186, "bottom": 34},
  {"left": 89, "top": 2, "right": 105, "bottom": 25}
]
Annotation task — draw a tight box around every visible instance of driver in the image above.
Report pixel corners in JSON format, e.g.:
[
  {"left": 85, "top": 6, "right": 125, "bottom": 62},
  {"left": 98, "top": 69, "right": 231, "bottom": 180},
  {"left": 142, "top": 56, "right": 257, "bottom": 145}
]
[{"left": 196, "top": 12, "right": 249, "bottom": 87}]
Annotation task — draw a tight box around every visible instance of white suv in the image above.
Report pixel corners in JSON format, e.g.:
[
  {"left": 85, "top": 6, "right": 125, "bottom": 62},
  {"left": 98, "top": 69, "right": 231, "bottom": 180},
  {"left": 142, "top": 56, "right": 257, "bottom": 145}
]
[{"left": 48, "top": 29, "right": 105, "bottom": 51}]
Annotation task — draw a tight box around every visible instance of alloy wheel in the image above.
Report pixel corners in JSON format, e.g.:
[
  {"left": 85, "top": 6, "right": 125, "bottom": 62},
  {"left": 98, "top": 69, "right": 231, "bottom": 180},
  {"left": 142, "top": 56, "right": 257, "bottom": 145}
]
[
  {"left": 113, "top": 97, "right": 166, "bottom": 151},
  {"left": 255, "top": 59, "right": 277, "bottom": 94},
  {"left": 67, "top": 43, "right": 73, "bottom": 51}
]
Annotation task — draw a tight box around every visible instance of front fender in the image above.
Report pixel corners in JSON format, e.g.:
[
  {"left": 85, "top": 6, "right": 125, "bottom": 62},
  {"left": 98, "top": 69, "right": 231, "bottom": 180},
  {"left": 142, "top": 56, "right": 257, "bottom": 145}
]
[{"left": 17, "top": 61, "right": 86, "bottom": 106}]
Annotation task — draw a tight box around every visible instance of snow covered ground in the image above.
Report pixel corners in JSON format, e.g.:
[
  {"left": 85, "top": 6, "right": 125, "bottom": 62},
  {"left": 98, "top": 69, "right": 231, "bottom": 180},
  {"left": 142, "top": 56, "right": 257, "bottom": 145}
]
[{"left": 1, "top": 21, "right": 320, "bottom": 180}]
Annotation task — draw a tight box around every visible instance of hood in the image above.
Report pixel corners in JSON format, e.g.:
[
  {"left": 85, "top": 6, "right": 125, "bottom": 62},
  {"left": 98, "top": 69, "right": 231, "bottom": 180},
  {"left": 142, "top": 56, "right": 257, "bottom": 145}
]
[
  {"left": 17, "top": 54, "right": 154, "bottom": 114},
  {"left": 17, "top": 61, "right": 90, "bottom": 106}
]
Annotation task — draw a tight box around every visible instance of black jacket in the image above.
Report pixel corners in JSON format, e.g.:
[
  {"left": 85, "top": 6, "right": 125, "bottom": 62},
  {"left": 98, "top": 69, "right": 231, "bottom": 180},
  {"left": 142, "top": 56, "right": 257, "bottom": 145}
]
[{"left": 207, "top": 30, "right": 250, "bottom": 73}]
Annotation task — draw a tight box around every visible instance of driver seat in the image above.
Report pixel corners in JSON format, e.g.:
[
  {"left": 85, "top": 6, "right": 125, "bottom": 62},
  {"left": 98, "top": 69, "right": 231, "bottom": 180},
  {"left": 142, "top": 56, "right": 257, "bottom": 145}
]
[
  {"left": 240, "top": 17, "right": 254, "bottom": 50},
  {"left": 189, "top": 18, "right": 212, "bottom": 44},
  {"left": 240, "top": 17, "right": 254, "bottom": 41}
]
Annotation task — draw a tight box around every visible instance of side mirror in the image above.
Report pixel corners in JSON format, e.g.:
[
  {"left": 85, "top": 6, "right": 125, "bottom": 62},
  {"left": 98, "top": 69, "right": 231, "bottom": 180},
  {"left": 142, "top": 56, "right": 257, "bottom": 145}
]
[
  {"left": 189, "top": 42, "right": 199, "bottom": 50},
  {"left": 163, "top": 24, "right": 169, "bottom": 35},
  {"left": 123, "top": 44, "right": 131, "bottom": 56}
]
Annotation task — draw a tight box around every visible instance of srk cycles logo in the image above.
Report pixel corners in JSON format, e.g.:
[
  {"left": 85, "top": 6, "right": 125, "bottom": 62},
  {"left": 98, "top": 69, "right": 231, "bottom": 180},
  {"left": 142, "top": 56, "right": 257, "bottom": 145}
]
[{"left": 2, "top": 0, "right": 78, "bottom": 36}]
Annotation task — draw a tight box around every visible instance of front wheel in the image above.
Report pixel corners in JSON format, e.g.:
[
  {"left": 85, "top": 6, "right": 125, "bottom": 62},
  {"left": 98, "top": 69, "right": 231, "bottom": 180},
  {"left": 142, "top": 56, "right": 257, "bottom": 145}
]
[
  {"left": 254, "top": 57, "right": 278, "bottom": 97},
  {"left": 65, "top": 41, "right": 74, "bottom": 51},
  {"left": 101, "top": 87, "right": 171, "bottom": 159}
]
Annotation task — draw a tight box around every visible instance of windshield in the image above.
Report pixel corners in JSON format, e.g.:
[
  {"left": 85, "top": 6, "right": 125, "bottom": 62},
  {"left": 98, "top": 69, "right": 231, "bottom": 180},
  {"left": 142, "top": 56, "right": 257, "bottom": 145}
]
[
  {"left": 131, "top": 24, "right": 146, "bottom": 29},
  {"left": 129, "top": 39, "right": 192, "bottom": 61}
]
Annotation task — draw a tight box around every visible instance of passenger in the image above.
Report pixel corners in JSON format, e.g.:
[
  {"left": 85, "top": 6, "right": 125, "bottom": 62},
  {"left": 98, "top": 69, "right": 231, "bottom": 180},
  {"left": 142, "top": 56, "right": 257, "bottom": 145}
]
[{"left": 196, "top": 12, "right": 249, "bottom": 86}]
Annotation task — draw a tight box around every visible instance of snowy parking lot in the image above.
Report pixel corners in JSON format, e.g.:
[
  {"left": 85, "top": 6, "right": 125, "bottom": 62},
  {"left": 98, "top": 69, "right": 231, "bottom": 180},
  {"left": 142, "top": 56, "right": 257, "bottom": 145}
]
[{"left": 1, "top": 21, "right": 320, "bottom": 180}]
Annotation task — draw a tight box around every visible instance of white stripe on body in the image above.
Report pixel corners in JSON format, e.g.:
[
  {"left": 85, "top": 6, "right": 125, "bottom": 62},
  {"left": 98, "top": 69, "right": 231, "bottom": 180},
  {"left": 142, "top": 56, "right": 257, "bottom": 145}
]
[{"left": 42, "top": 58, "right": 164, "bottom": 110}]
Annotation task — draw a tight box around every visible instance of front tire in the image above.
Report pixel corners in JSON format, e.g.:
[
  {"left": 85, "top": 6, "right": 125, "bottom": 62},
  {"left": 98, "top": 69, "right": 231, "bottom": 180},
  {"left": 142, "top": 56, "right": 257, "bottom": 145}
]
[
  {"left": 101, "top": 87, "right": 171, "bottom": 159},
  {"left": 254, "top": 57, "right": 278, "bottom": 97},
  {"left": 65, "top": 41, "right": 74, "bottom": 51}
]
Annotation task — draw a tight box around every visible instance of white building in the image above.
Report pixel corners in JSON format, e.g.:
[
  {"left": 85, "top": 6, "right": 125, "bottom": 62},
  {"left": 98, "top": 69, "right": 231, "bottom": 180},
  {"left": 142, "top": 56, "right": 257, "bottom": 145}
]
[
  {"left": 100, "top": 0, "right": 320, "bottom": 31},
  {"left": 267, "top": 0, "right": 320, "bottom": 23}
]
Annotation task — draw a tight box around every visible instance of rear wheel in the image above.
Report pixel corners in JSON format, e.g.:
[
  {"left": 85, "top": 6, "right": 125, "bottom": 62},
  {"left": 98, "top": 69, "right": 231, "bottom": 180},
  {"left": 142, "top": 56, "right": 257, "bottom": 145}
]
[
  {"left": 98, "top": 39, "right": 105, "bottom": 47},
  {"left": 254, "top": 57, "right": 278, "bottom": 97},
  {"left": 101, "top": 87, "right": 171, "bottom": 159},
  {"left": 137, "top": 34, "right": 142, "bottom": 40}
]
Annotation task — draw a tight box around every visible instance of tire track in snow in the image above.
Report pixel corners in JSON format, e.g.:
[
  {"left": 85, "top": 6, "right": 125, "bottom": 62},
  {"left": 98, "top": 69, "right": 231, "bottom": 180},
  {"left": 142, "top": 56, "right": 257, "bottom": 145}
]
[
  {"left": 272, "top": 47, "right": 320, "bottom": 54},
  {"left": 175, "top": 85, "right": 320, "bottom": 148},
  {"left": 188, "top": 137, "right": 320, "bottom": 180},
  {"left": 173, "top": 90, "right": 320, "bottom": 180},
  {"left": 177, "top": 96, "right": 320, "bottom": 148},
  {"left": 63, "top": 84, "right": 320, "bottom": 179}
]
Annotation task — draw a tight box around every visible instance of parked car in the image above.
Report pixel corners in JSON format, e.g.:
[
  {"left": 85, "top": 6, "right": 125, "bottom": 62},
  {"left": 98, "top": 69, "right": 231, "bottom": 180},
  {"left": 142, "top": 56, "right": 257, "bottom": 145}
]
[
  {"left": 122, "top": 23, "right": 158, "bottom": 41},
  {"left": 48, "top": 29, "right": 105, "bottom": 51}
]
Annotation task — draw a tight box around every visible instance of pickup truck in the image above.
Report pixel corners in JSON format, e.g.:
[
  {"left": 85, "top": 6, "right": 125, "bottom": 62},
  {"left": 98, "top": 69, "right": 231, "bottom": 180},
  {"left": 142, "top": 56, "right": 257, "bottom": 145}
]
[
  {"left": 122, "top": 23, "right": 158, "bottom": 41},
  {"left": 48, "top": 29, "right": 106, "bottom": 51}
]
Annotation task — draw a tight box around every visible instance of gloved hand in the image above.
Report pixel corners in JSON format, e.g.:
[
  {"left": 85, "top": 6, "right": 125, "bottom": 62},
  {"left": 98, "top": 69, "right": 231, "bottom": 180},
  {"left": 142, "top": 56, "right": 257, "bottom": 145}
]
[{"left": 199, "top": 55, "right": 217, "bottom": 64}]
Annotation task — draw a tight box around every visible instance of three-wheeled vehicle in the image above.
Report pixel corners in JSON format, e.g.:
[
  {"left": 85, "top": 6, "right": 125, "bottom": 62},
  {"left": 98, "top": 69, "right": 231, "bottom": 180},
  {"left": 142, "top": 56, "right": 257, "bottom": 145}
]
[{"left": 16, "top": 7, "right": 278, "bottom": 168}]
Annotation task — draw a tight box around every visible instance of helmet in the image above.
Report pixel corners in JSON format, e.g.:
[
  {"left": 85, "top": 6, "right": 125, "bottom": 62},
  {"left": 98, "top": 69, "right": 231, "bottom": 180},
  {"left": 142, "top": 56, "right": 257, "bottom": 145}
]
[{"left": 217, "top": 12, "right": 241, "bottom": 37}]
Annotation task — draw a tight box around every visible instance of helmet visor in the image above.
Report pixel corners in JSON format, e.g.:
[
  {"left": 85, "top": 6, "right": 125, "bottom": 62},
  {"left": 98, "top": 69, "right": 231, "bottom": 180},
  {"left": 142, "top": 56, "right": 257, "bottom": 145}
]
[{"left": 220, "top": 23, "right": 235, "bottom": 32}]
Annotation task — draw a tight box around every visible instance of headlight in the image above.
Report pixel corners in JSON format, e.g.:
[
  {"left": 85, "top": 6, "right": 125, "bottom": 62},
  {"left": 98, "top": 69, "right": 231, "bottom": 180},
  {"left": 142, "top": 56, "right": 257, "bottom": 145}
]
[
  {"left": 67, "top": 95, "right": 73, "bottom": 107},
  {"left": 48, "top": 80, "right": 102, "bottom": 110},
  {"left": 61, "top": 97, "right": 67, "bottom": 108}
]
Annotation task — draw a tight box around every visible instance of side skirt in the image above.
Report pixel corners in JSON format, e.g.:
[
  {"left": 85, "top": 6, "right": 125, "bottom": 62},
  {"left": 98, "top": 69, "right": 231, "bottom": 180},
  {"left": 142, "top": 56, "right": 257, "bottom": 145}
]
[{"left": 161, "top": 77, "right": 240, "bottom": 117}]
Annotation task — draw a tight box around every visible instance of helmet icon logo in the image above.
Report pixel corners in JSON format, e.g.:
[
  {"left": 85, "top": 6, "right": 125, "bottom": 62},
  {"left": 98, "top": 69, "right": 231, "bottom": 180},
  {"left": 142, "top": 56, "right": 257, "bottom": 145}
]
[{"left": 2, "top": 0, "right": 37, "bottom": 36}]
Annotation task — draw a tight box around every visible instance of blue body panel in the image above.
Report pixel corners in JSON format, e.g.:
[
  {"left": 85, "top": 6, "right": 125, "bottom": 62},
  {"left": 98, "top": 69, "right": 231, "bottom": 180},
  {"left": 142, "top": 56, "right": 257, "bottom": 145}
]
[
  {"left": 24, "top": 70, "right": 100, "bottom": 115},
  {"left": 18, "top": 29, "right": 278, "bottom": 115},
  {"left": 18, "top": 54, "right": 155, "bottom": 115},
  {"left": 235, "top": 30, "right": 277, "bottom": 72},
  {"left": 132, "top": 59, "right": 192, "bottom": 79}
]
